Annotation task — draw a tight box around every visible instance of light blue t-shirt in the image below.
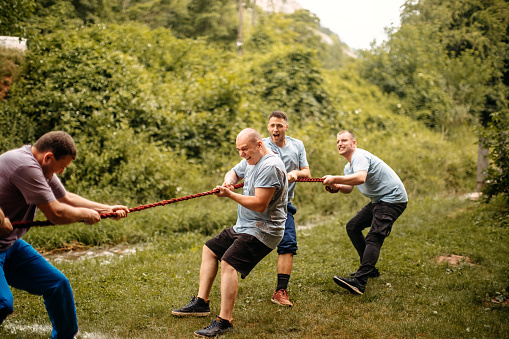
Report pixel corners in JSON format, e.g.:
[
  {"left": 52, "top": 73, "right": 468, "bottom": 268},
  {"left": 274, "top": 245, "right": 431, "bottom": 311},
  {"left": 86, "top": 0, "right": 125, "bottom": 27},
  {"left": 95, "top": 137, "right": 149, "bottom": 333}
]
[
  {"left": 232, "top": 153, "right": 288, "bottom": 249},
  {"left": 344, "top": 148, "right": 408, "bottom": 204},
  {"left": 263, "top": 136, "right": 309, "bottom": 200}
]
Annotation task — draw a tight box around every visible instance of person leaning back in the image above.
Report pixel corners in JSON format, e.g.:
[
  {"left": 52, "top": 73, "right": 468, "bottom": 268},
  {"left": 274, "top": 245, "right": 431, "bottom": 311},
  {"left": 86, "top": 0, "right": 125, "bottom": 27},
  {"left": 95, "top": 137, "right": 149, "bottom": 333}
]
[{"left": 323, "top": 130, "right": 407, "bottom": 295}]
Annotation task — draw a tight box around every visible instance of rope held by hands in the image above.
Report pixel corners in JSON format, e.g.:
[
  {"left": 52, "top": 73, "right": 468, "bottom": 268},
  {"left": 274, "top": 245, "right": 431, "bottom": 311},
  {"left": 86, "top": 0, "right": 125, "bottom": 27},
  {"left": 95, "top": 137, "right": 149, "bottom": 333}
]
[{"left": 11, "top": 177, "right": 325, "bottom": 229}]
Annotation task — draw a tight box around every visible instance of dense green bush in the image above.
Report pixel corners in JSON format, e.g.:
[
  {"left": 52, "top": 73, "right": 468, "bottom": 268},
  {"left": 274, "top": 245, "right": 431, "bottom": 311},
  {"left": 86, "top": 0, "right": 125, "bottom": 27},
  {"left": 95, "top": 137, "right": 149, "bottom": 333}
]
[{"left": 481, "top": 110, "right": 509, "bottom": 201}]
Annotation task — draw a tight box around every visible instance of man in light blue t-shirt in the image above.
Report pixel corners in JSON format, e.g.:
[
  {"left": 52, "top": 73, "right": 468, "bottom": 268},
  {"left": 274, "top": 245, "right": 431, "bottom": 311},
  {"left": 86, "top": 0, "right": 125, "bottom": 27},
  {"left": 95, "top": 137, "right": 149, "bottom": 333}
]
[
  {"left": 323, "top": 130, "right": 407, "bottom": 295},
  {"left": 263, "top": 111, "right": 310, "bottom": 307},
  {"left": 172, "top": 128, "right": 288, "bottom": 337}
]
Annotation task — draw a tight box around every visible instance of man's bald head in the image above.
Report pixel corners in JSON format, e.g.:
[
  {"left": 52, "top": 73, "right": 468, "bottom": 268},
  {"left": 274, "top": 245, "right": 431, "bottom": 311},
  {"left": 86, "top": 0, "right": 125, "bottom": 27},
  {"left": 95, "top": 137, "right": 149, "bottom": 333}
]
[
  {"left": 237, "top": 128, "right": 263, "bottom": 145},
  {"left": 236, "top": 128, "right": 268, "bottom": 165}
]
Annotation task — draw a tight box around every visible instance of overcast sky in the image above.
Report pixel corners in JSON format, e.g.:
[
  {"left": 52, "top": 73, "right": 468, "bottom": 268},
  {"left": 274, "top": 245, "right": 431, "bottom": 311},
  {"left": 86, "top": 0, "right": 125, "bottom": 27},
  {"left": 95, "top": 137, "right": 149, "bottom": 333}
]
[{"left": 297, "top": 0, "right": 407, "bottom": 50}]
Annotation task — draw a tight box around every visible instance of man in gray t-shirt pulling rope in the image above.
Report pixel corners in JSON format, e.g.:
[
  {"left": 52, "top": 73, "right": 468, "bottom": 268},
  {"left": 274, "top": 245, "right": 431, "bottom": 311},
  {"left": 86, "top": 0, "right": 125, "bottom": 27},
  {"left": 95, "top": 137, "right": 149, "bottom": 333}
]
[
  {"left": 172, "top": 128, "right": 288, "bottom": 338},
  {"left": 323, "top": 130, "right": 408, "bottom": 295},
  {"left": 0, "top": 131, "right": 129, "bottom": 338}
]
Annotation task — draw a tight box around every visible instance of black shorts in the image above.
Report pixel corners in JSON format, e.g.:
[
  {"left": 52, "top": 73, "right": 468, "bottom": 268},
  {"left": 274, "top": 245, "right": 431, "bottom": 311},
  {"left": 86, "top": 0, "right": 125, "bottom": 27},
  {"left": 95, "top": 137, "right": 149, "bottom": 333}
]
[{"left": 205, "top": 227, "right": 272, "bottom": 279}]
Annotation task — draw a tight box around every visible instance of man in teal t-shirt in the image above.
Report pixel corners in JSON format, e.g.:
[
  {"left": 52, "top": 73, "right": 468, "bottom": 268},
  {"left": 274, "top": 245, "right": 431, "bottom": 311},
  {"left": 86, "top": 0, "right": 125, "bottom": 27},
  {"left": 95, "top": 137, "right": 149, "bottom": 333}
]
[{"left": 323, "top": 130, "right": 407, "bottom": 295}]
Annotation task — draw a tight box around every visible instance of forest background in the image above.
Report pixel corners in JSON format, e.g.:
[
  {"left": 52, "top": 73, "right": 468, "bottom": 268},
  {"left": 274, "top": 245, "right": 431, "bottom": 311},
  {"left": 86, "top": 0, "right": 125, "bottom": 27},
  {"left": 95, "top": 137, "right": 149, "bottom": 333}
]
[
  {"left": 1, "top": 0, "right": 507, "bottom": 246},
  {"left": 0, "top": 0, "right": 508, "bottom": 338}
]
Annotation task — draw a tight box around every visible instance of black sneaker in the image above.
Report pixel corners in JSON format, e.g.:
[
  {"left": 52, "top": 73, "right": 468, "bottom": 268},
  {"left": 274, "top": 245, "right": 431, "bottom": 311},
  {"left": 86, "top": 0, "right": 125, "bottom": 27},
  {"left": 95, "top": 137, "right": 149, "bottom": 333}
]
[
  {"left": 172, "top": 296, "right": 210, "bottom": 316},
  {"left": 333, "top": 276, "right": 365, "bottom": 295},
  {"left": 194, "top": 316, "right": 233, "bottom": 337},
  {"left": 350, "top": 268, "right": 380, "bottom": 278}
]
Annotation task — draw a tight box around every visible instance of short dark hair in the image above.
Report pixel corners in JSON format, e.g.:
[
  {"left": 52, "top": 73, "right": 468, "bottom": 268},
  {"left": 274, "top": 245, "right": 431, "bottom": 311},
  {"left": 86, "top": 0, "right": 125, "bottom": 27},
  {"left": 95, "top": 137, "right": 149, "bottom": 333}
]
[
  {"left": 337, "top": 130, "right": 356, "bottom": 141},
  {"left": 269, "top": 111, "right": 288, "bottom": 122},
  {"left": 33, "top": 131, "right": 77, "bottom": 160}
]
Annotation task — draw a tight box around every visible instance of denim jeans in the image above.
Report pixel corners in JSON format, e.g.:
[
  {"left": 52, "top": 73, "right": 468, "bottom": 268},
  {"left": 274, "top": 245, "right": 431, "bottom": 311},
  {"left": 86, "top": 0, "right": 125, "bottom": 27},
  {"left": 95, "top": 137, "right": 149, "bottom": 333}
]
[
  {"left": 0, "top": 239, "right": 78, "bottom": 339},
  {"left": 347, "top": 201, "right": 407, "bottom": 285},
  {"left": 277, "top": 202, "right": 298, "bottom": 255}
]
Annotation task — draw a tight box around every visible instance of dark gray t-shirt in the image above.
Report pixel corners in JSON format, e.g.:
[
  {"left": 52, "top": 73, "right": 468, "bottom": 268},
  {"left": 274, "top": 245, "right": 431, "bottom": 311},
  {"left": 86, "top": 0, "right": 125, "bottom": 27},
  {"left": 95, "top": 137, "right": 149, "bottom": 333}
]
[{"left": 0, "top": 145, "right": 66, "bottom": 251}]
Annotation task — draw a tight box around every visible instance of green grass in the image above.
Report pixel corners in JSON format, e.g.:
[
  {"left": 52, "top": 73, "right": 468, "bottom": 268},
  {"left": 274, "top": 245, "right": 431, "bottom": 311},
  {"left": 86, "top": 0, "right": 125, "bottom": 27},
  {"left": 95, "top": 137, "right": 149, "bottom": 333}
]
[{"left": 1, "top": 196, "right": 508, "bottom": 338}]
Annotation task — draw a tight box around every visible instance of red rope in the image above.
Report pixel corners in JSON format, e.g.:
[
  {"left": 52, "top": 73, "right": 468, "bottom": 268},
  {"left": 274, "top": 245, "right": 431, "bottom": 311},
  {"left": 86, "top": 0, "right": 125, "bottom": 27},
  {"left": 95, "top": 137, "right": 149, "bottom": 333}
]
[{"left": 11, "top": 178, "right": 324, "bottom": 228}]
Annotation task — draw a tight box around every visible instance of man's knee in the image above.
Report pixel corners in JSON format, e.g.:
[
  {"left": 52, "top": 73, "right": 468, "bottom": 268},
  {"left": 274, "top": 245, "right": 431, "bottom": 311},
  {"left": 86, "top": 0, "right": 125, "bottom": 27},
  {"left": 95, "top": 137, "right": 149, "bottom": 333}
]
[
  {"left": 220, "top": 260, "right": 237, "bottom": 275},
  {"left": 202, "top": 245, "right": 218, "bottom": 261},
  {"left": 346, "top": 219, "right": 362, "bottom": 235},
  {"left": 45, "top": 272, "right": 73, "bottom": 300}
]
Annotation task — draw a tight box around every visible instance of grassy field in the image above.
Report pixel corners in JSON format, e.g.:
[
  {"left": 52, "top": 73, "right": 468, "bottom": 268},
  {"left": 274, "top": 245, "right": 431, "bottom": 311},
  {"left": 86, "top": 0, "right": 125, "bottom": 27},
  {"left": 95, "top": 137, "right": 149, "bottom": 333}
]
[{"left": 1, "top": 195, "right": 508, "bottom": 338}]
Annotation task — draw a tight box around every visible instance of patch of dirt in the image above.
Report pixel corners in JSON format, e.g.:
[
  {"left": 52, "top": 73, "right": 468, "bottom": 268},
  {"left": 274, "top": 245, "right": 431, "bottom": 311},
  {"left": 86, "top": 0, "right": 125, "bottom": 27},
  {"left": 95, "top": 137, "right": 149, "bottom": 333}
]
[
  {"left": 435, "top": 254, "right": 473, "bottom": 265},
  {"left": 39, "top": 242, "right": 143, "bottom": 263},
  {"left": 0, "top": 75, "right": 13, "bottom": 100}
]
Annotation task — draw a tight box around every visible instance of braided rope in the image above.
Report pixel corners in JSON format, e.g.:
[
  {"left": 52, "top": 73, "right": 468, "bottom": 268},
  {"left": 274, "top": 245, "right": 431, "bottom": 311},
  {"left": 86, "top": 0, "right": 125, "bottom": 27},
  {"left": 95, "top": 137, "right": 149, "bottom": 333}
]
[{"left": 11, "top": 177, "right": 325, "bottom": 229}]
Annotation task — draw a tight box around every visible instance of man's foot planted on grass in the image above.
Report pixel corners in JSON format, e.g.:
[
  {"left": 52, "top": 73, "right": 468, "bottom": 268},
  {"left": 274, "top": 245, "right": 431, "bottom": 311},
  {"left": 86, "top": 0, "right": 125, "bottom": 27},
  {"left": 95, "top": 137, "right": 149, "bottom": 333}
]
[
  {"left": 333, "top": 276, "right": 366, "bottom": 295},
  {"left": 194, "top": 315, "right": 233, "bottom": 337},
  {"left": 271, "top": 288, "right": 293, "bottom": 307},
  {"left": 172, "top": 296, "right": 210, "bottom": 316}
]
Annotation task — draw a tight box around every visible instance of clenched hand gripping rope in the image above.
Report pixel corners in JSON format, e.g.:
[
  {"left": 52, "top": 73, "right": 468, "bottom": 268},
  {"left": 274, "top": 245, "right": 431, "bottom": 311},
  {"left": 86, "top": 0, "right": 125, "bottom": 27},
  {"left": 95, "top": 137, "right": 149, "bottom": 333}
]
[{"left": 11, "top": 178, "right": 325, "bottom": 229}]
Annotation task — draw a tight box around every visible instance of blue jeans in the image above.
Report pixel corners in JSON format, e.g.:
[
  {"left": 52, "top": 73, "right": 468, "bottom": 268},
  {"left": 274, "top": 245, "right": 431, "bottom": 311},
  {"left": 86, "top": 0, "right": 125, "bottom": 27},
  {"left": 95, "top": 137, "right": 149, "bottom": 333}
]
[
  {"left": 277, "top": 202, "right": 298, "bottom": 255},
  {"left": 0, "top": 239, "right": 78, "bottom": 339}
]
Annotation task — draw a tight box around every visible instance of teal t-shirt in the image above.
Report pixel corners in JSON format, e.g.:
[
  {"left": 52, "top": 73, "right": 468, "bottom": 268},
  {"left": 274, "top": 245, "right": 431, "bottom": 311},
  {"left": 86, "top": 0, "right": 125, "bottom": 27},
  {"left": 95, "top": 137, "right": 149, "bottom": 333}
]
[
  {"left": 231, "top": 153, "right": 288, "bottom": 249},
  {"left": 263, "top": 136, "right": 308, "bottom": 200},
  {"left": 344, "top": 148, "right": 408, "bottom": 203}
]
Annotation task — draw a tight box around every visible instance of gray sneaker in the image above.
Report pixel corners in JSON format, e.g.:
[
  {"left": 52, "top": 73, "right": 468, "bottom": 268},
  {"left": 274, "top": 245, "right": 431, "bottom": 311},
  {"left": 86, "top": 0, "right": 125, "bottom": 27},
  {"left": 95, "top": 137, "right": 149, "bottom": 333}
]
[{"left": 172, "top": 296, "right": 210, "bottom": 316}]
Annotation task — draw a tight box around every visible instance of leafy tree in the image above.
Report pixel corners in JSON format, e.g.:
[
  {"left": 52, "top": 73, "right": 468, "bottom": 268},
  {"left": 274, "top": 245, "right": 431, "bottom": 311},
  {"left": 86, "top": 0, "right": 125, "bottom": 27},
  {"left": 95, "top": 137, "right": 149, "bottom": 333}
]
[
  {"left": 401, "top": 0, "right": 509, "bottom": 197},
  {"left": 109, "top": 0, "right": 191, "bottom": 32},
  {"left": 71, "top": 0, "right": 110, "bottom": 23},
  {"left": 184, "top": 0, "right": 238, "bottom": 43},
  {"left": 245, "top": 10, "right": 348, "bottom": 69},
  {"left": 401, "top": 0, "right": 509, "bottom": 127},
  {"left": 0, "top": 0, "right": 35, "bottom": 36},
  {"left": 361, "top": 0, "right": 509, "bottom": 198},
  {"left": 249, "top": 46, "right": 334, "bottom": 125}
]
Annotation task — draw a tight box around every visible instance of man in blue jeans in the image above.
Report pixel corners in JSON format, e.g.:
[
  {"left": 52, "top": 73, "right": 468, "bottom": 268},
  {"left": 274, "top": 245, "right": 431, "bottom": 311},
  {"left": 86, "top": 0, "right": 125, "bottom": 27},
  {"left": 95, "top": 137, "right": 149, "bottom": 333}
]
[
  {"left": 264, "top": 111, "right": 310, "bottom": 307},
  {"left": 0, "top": 131, "right": 129, "bottom": 338},
  {"left": 323, "top": 130, "right": 407, "bottom": 295}
]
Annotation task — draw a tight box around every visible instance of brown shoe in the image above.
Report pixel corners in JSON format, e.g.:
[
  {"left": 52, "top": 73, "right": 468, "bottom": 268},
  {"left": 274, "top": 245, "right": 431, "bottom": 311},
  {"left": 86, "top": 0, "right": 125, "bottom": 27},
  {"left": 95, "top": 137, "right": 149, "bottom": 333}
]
[{"left": 271, "top": 289, "right": 293, "bottom": 307}]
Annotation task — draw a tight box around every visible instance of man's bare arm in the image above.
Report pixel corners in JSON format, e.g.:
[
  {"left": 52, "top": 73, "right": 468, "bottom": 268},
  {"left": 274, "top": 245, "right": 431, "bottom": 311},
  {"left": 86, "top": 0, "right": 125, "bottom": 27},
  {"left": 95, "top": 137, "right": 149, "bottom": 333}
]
[{"left": 215, "top": 186, "right": 276, "bottom": 213}]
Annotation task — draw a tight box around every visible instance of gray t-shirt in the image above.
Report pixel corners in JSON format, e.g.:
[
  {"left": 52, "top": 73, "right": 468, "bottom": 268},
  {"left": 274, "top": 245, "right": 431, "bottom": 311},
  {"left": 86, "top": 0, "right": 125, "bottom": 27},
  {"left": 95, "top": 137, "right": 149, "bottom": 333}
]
[
  {"left": 344, "top": 148, "right": 408, "bottom": 204},
  {"left": 0, "top": 145, "right": 66, "bottom": 251},
  {"left": 232, "top": 153, "right": 288, "bottom": 249},
  {"left": 263, "top": 136, "right": 309, "bottom": 200}
]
